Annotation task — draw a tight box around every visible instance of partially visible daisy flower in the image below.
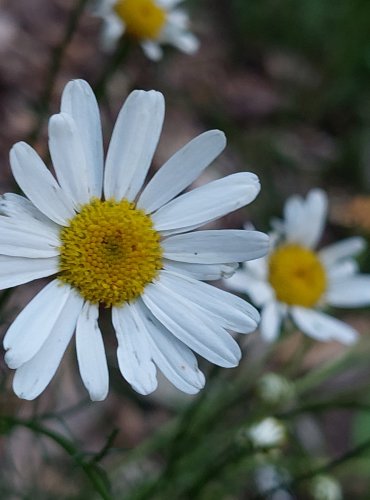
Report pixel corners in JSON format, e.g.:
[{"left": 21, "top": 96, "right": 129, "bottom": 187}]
[
  {"left": 1, "top": 79, "right": 269, "bottom": 401},
  {"left": 247, "top": 418, "right": 287, "bottom": 450},
  {"left": 95, "top": 0, "right": 199, "bottom": 60},
  {"left": 310, "top": 475, "right": 342, "bottom": 500},
  {"left": 257, "top": 373, "right": 295, "bottom": 406},
  {"left": 225, "top": 189, "right": 370, "bottom": 344}
]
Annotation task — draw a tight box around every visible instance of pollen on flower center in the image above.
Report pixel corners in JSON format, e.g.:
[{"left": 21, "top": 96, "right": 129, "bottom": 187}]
[
  {"left": 58, "top": 198, "right": 163, "bottom": 307},
  {"left": 114, "top": 0, "right": 167, "bottom": 40},
  {"left": 268, "top": 244, "right": 327, "bottom": 307}
]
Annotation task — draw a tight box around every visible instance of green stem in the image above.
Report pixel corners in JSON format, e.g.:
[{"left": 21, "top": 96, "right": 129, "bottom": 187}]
[
  {"left": 1, "top": 416, "right": 112, "bottom": 500},
  {"left": 93, "top": 37, "right": 131, "bottom": 102},
  {"left": 27, "top": 0, "right": 90, "bottom": 144}
]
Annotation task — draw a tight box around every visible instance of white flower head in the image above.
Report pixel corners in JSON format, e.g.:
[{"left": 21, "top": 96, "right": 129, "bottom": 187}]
[
  {"left": 226, "top": 189, "right": 370, "bottom": 344},
  {"left": 310, "top": 475, "right": 342, "bottom": 500},
  {"left": 1, "top": 79, "right": 269, "bottom": 401},
  {"left": 257, "top": 372, "right": 295, "bottom": 405},
  {"left": 247, "top": 418, "right": 286, "bottom": 449},
  {"left": 95, "top": 0, "right": 199, "bottom": 60}
]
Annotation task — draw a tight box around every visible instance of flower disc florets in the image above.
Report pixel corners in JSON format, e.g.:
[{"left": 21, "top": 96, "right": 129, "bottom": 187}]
[
  {"left": 114, "top": 0, "right": 167, "bottom": 40},
  {"left": 58, "top": 198, "right": 163, "bottom": 307},
  {"left": 268, "top": 243, "right": 327, "bottom": 307}
]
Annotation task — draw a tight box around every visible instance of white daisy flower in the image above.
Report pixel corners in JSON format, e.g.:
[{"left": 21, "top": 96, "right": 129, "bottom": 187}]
[
  {"left": 226, "top": 189, "right": 370, "bottom": 344},
  {"left": 1, "top": 79, "right": 269, "bottom": 401},
  {"left": 95, "top": 0, "right": 199, "bottom": 60},
  {"left": 246, "top": 417, "right": 286, "bottom": 449},
  {"left": 310, "top": 475, "right": 342, "bottom": 500}
]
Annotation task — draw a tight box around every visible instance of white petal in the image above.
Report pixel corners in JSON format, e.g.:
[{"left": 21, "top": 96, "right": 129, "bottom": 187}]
[
  {"left": 162, "top": 230, "right": 269, "bottom": 264},
  {"left": 301, "top": 189, "right": 327, "bottom": 248},
  {"left": 112, "top": 303, "right": 158, "bottom": 395},
  {"left": 291, "top": 306, "right": 359, "bottom": 344},
  {"left": 327, "top": 259, "right": 358, "bottom": 281},
  {"left": 12, "top": 289, "right": 83, "bottom": 400},
  {"left": 142, "top": 280, "right": 241, "bottom": 367},
  {"left": 319, "top": 237, "right": 366, "bottom": 267},
  {"left": 326, "top": 276, "right": 370, "bottom": 308},
  {"left": 166, "top": 30, "right": 199, "bottom": 54},
  {"left": 10, "top": 142, "right": 75, "bottom": 225},
  {"left": 246, "top": 257, "right": 269, "bottom": 280},
  {"left": 4, "top": 280, "right": 73, "bottom": 369},
  {"left": 137, "top": 130, "right": 226, "bottom": 213},
  {"left": 101, "top": 14, "right": 125, "bottom": 51},
  {"left": 76, "top": 302, "right": 109, "bottom": 401},
  {"left": 260, "top": 301, "right": 283, "bottom": 342},
  {"left": 152, "top": 172, "right": 260, "bottom": 232},
  {"left": 225, "top": 270, "right": 274, "bottom": 307},
  {"left": 104, "top": 90, "right": 165, "bottom": 201},
  {"left": 163, "top": 259, "right": 238, "bottom": 280},
  {"left": 49, "top": 113, "right": 92, "bottom": 207},
  {"left": 283, "top": 194, "right": 304, "bottom": 242},
  {"left": 160, "top": 270, "right": 259, "bottom": 333},
  {"left": 0, "top": 255, "right": 59, "bottom": 289},
  {"left": 137, "top": 301, "right": 205, "bottom": 394},
  {"left": 0, "top": 193, "right": 59, "bottom": 230},
  {"left": 141, "top": 40, "right": 163, "bottom": 61},
  {"left": 0, "top": 216, "right": 60, "bottom": 258},
  {"left": 61, "top": 80, "right": 104, "bottom": 199}
]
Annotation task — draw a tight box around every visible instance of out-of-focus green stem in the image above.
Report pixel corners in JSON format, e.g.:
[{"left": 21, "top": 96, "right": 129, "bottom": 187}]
[
  {"left": 0, "top": 416, "right": 112, "bottom": 500},
  {"left": 93, "top": 37, "right": 131, "bottom": 102},
  {"left": 28, "top": 0, "right": 91, "bottom": 144}
]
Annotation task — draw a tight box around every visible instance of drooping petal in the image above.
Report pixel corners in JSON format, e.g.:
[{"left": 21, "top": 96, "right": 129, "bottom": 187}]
[
  {"left": 152, "top": 172, "right": 260, "bottom": 233},
  {"left": 49, "top": 113, "right": 92, "bottom": 207},
  {"left": 4, "top": 280, "right": 73, "bottom": 369},
  {"left": 162, "top": 230, "right": 269, "bottom": 264},
  {"left": 0, "top": 216, "right": 60, "bottom": 258},
  {"left": 10, "top": 142, "right": 75, "bottom": 225},
  {"left": 291, "top": 306, "right": 359, "bottom": 344},
  {"left": 112, "top": 303, "right": 158, "bottom": 395},
  {"left": 76, "top": 302, "right": 109, "bottom": 401},
  {"left": 61, "top": 79, "right": 104, "bottom": 199},
  {"left": 137, "top": 301, "right": 205, "bottom": 394},
  {"left": 12, "top": 289, "right": 83, "bottom": 400},
  {"left": 104, "top": 90, "right": 165, "bottom": 201},
  {"left": 159, "top": 270, "right": 259, "bottom": 333},
  {"left": 142, "top": 280, "right": 241, "bottom": 367},
  {"left": 0, "top": 256, "right": 59, "bottom": 289},
  {"left": 141, "top": 41, "right": 163, "bottom": 61},
  {"left": 260, "top": 301, "right": 283, "bottom": 342},
  {"left": 163, "top": 259, "right": 237, "bottom": 280},
  {"left": 326, "top": 276, "right": 370, "bottom": 308},
  {"left": 137, "top": 130, "right": 226, "bottom": 213}
]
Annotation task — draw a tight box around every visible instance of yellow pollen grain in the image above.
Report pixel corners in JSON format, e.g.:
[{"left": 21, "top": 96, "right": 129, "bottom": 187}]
[
  {"left": 114, "top": 0, "right": 167, "bottom": 40},
  {"left": 58, "top": 198, "right": 162, "bottom": 307},
  {"left": 268, "top": 244, "right": 327, "bottom": 307}
]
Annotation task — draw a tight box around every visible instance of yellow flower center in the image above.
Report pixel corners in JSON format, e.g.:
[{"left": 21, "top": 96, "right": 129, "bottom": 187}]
[
  {"left": 58, "top": 198, "right": 163, "bottom": 307},
  {"left": 114, "top": 0, "right": 167, "bottom": 40},
  {"left": 268, "top": 244, "right": 327, "bottom": 307}
]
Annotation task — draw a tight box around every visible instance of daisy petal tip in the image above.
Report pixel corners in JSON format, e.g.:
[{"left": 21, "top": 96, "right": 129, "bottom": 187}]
[
  {"left": 89, "top": 389, "right": 108, "bottom": 402},
  {"left": 4, "top": 351, "right": 22, "bottom": 370}
]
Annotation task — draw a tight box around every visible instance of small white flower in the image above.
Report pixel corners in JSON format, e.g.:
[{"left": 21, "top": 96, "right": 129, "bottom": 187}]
[
  {"left": 95, "top": 0, "right": 199, "bottom": 60},
  {"left": 255, "top": 465, "right": 292, "bottom": 500},
  {"left": 1, "top": 79, "right": 269, "bottom": 401},
  {"left": 310, "top": 475, "right": 342, "bottom": 500},
  {"left": 247, "top": 418, "right": 286, "bottom": 449},
  {"left": 257, "top": 373, "right": 295, "bottom": 405},
  {"left": 226, "top": 189, "right": 370, "bottom": 344}
]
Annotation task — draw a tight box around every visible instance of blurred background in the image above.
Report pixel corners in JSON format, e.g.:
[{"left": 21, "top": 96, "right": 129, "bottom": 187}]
[{"left": 1, "top": 0, "right": 370, "bottom": 498}]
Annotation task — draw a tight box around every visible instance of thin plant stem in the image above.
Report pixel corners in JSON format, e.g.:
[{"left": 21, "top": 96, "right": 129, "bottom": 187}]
[
  {"left": 0, "top": 416, "right": 113, "bottom": 500},
  {"left": 28, "top": 0, "right": 91, "bottom": 144}
]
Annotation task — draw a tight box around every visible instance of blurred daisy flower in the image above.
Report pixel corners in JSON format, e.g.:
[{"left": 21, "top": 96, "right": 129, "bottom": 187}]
[
  {"left": 95, "top": 0, "right": 199, "bottom": 60},
  {"left": 310, "top": 475, "right": 342, "bottom": 500},
  {"left": 247, "top": 417, "right": 287, "bottom": 450},
  {"left": 226, "top": 189, "right": 370, "bottom": 344},
  {"left": 1, "top": 79, "right": 269, "bottom": 401}
]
